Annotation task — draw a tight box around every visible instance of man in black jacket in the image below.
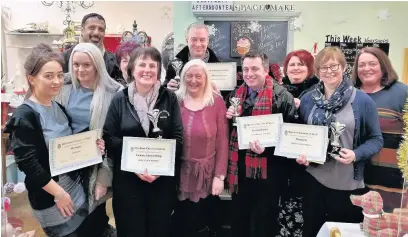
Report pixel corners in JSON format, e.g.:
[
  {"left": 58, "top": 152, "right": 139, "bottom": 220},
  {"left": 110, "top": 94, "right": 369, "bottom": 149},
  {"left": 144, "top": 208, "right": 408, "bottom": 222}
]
[
  {"left": 225, "top": 51, "right": 296, "bottom": 237},
  {"left": 62, "top": 13, "right": 120, "bottom": 81},
  {"left": 163, "top": 22, "right": 236, "bottom": 98}
]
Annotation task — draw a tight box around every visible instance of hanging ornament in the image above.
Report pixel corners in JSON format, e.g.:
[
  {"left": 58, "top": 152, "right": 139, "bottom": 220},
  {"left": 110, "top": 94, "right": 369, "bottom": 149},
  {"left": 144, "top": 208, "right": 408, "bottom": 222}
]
[
  {"left": 207, "top": 24, "right": 218, "bottom": 37},
  {"left": 248, "top": 21, "right": 261, "bottom": 33},
  {"left": 377, "top": 8, "right": 391, "bottom": 21},
  {"left": 290, "top": 16, "right": 304, "bottom": 31},
  {"left": 311, "top": 42, "right": 319, "bottom": 57}
]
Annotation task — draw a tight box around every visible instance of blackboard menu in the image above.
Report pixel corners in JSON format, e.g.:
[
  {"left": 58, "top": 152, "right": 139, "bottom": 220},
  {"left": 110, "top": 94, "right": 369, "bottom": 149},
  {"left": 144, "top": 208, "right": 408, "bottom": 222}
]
[{"left": 205, "top": 21, "right": 289, "bottom": 65}]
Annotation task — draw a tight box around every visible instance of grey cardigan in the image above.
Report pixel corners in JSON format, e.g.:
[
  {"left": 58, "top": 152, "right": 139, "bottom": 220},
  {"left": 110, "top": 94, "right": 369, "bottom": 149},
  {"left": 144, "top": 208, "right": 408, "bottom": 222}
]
[{"left": 54, "top": 74, "right": 122, "bottom": 213}]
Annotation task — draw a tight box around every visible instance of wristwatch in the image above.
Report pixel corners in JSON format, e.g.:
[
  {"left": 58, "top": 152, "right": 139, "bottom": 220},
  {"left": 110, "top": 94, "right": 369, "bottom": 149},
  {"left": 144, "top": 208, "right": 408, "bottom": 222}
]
[{"left": 216, "top": 175, "right": 225, "bottom": 181}]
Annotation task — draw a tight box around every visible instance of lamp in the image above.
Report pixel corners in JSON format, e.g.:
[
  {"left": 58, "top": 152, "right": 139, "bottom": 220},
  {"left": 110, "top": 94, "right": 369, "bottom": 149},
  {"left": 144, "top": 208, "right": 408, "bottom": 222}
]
[{"left": 41, "top": 1, "right": 94, "bottom": 32}]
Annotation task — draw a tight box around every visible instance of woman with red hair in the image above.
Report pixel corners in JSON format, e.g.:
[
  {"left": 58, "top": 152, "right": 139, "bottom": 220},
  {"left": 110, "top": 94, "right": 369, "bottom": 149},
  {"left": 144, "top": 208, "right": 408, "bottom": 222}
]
[{"left": 277, "top": 49, "right": 319, "bottom": 237}]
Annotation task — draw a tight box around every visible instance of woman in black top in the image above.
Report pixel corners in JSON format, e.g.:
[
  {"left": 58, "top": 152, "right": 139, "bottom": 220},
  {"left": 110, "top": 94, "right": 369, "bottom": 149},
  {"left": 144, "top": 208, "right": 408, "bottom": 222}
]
[
  {"left": 4, "top": 43, "right": 105, "bottom": 237},
  {"left": 278, "top": 49, "right": 319, "bottom": 237},
  {"left": 103, "top": 47, "right": 183, "bottom": 237}
]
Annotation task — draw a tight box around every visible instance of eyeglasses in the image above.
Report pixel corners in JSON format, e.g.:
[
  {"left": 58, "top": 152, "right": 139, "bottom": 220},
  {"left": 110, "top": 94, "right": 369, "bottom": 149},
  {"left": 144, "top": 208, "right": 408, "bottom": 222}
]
[{"left": 318, "top": 64, "right": 340, "bottom": 73}]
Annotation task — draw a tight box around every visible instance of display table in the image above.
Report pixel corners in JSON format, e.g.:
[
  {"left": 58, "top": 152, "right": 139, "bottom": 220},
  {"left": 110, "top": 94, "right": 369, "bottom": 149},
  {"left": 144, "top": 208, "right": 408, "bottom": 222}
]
[{"left": 317, "top": 222, "right": 364, "bottom": 237}]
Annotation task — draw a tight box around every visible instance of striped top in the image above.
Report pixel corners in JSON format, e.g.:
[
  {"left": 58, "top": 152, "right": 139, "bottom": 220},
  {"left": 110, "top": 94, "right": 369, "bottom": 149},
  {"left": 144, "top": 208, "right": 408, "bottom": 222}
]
[{"left": 364, "top": 81, "right": 408, "bottom": 189}]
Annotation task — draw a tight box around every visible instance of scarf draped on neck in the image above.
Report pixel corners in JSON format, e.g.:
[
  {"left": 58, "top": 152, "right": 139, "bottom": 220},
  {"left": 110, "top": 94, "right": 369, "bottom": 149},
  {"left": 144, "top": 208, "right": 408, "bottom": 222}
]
[
  {"left": 311, "top": 75, "right": 354, "bottom": 129},
  {"left": 188, "top": 49, "right": 210, "bottom": 62},
  {"left": 128, "top": 80, "right": 161, "bottom": 136}
]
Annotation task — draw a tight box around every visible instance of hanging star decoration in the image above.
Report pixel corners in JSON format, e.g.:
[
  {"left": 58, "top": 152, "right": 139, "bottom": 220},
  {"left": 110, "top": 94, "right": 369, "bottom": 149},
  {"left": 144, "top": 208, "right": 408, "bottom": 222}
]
[
  {"left": 377, "top": 8, "right": 391, "bottom": 21},
  {"left": 161, "top": 5, "right": 171, "bottom": 22},
  {"left": 291, "top": 16, "right": 304, "bottom": 31},
  {"left": 248, "top": 21, "right": 261, "bottom": 33},
  {"left": 207, "top": 24, "right": 218, "bottom": 36}
]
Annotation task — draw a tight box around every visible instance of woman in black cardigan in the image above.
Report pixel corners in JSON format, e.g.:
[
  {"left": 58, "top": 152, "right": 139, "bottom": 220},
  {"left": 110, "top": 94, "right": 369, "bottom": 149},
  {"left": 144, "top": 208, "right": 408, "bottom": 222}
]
[
  {"left": 4, "top": 44, "right": 105, "bottom": 237},
  {"left": 103, "top": 47, "right": 183, "bottom": 237}
]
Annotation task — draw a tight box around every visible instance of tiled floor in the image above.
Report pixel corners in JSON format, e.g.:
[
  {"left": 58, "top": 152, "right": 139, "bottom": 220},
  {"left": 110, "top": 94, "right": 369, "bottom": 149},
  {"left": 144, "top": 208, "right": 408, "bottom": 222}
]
[{"left": 4, "top": 191, "right": 115, "bottom": 237}]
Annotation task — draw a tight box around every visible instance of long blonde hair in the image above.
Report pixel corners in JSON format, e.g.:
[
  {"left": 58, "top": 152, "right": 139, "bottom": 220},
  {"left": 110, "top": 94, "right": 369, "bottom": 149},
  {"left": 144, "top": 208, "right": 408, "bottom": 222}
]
[
  {"left": 68, "top": 43, "right": 123, "bottom": 131},
  {"left": 176, "top": 59, "right": 217, "bottom": 107}
]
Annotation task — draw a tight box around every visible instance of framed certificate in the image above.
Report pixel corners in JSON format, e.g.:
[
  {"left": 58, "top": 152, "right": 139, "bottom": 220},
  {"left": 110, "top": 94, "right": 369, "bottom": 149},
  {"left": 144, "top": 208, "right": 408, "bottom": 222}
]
[
  {"left": 236, "top": 114, "right": 283, "bottom": 150},
  {"left": 49, "top": 129, "right": 102, "bottom": 177},
  {"left": 207, "top": 62, "right": 237, "bottom": 91},
  {"left": 274, "top": 123, "right": 329, "bottom": 164},
  {"left": 121, "top": 137, "right": 176, "bottom": 176}
]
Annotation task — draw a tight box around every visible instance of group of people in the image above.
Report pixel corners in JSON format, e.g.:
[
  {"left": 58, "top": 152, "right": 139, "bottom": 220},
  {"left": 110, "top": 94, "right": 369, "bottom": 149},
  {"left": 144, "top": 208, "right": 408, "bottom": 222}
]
[{"left": 4, "top": 12, "right": 406, "bottom": 237}]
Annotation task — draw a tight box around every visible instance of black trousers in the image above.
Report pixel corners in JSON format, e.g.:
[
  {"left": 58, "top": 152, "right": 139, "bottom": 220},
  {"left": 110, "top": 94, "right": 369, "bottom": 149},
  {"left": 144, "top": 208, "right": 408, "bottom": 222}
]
[
  {"left": 302, "top": 172, "right": 368, "bottom": 237},
  {"left": 64, "top": 202, "right": 110, "bottom": 237},
  {"left": 230, "top": 162, "right": 286, "bottom": 237},
  {"left": 112, "top": 175, "right": 176, "bottom": 237},
  {"left": 170, "top": 195, "right": 219, "bottom": 237}
]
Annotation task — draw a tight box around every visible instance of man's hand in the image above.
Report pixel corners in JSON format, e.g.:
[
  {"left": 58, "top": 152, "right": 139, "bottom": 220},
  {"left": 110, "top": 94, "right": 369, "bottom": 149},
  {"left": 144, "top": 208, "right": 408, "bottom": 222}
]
[{"left": 167, "top": 79, "right": 179, "bottom": 91}]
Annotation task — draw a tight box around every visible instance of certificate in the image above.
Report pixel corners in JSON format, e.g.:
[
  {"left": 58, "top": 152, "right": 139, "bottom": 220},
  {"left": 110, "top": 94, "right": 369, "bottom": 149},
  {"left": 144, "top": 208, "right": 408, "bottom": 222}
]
[
  {"left": 274, "top": 123, "right": 329, "bottom": 164},
  {"left": 207, "top": 62, "right": 237, "bottom": 91},
  {"left": 236, "top": 114, "right": 283, "bottom": 150},
  {"left": 49, "top": 129, "right": 102, "bottom": 177},
  {"left": 121, "top": 137, "right": 176, "bottom": 176}
]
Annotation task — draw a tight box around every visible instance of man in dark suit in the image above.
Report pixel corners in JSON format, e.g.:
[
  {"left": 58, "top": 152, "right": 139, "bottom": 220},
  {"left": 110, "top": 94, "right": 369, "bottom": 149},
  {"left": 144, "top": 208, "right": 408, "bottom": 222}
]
[{"left": 62, "top": 13, "right": 120, "bottom": 82}]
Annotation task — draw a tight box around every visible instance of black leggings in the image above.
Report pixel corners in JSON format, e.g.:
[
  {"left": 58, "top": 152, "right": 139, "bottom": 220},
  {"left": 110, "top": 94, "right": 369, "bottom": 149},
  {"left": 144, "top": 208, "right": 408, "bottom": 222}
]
[
  {"left": 302, "top": 172, "right": 368, "bottom": 237},
  {"left": 64, "top": 202, "right": 110, "bottom": 237},
  {"left": 170, "top": 195, "right": 219, "bottom": 237}
]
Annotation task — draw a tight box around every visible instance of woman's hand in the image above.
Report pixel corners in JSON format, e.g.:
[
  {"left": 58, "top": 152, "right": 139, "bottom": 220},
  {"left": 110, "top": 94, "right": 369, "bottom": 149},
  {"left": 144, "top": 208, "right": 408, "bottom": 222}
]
[
  {"left": 212, "top": 177, "right": 224, "bottom": 196},
  {"left": 136, "top": 169, "right": 160, "bottom": 183},
  {"left": 94, "top": 183, "right": 107, "bottom": 201},
  {"left": 249, "top": 140, "right": 265, "bottom": 154},
  {"left": 296, "top": 154, "right": 309, "bottom": 166},
  {"left": 335, "top": 148, "right": 356, "bottom": 165},
  {"left": 96, "top": 139, "right": 105, "bottom": 155},
  {"left": 294, "top": 98, "right": 301, "bottom": 109},
  {"left": 55, "top": 191, "right": 75, "bottom": 218}
]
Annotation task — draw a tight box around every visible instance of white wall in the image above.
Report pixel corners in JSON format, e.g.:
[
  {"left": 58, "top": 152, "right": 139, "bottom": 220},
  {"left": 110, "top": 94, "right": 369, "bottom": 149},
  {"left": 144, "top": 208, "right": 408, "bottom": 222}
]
[{"left": 1, "top": 1, "right": 174, "bottom": 89}]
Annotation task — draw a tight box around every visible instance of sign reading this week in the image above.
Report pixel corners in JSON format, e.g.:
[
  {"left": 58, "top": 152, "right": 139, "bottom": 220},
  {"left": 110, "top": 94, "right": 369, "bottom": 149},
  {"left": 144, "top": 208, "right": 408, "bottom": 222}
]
[{"left": 191, "top": 1, "right": 296, "bottom": 12}]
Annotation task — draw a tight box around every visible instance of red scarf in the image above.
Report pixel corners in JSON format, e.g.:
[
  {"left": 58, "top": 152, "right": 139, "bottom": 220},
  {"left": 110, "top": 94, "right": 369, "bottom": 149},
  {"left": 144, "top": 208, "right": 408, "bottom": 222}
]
[{"left": 227, "top": 77, "right": 273, "bottom": 193}]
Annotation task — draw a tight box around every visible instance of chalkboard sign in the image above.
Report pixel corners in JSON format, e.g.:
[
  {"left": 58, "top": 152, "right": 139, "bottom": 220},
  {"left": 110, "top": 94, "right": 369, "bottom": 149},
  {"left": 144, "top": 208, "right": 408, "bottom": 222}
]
[{"left": 205, "top": 21, "right": 289, "bottom": 65}]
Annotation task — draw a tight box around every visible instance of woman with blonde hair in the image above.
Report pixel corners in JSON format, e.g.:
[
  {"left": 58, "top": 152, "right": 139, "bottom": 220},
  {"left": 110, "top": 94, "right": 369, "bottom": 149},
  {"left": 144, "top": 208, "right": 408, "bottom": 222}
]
[
  {"left": 170, "top": 59, "right": 229, "bottom": 237},
  {"left": 55, "top": 42, "right": 123, "bottom": 236},
  {"left": 296, "top": 46, "right": 383, "bottom": 237}
]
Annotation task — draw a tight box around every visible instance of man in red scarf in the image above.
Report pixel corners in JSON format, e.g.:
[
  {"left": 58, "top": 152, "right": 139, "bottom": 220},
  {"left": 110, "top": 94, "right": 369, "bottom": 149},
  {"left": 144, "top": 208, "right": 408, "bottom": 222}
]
[{"left": 225, "top": 51, "right": 297, "bottom": 237}]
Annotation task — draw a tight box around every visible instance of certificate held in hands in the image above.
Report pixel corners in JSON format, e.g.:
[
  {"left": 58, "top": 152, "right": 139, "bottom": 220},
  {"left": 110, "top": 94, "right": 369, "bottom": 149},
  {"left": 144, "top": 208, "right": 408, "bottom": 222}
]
[
  {"left": 274, "top": 123, "right": 329, "bottom": 164},
  {"left": 121, "top": 137, "right": 176, "bottom": 176},
  {"left": 206, "top": 62, "right": 237, "bottom": 91},
  {"left": 49, "top": 129, "right": 102, "bottom": 177},
  {"left": 236, "top": 114, "right": 283, "bottom": 150}
]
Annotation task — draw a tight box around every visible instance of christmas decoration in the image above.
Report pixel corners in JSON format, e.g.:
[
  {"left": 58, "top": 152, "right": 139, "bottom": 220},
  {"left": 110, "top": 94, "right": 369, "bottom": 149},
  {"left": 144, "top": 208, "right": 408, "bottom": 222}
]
[
  {"left": 290, "top": 16, "right": 304, "bottom": 31},
  {"left": 350, "top": 191, "right": 408, "bottom": 237},
  {"left": 378, "top": 8, "right": 391, "bottom": 21},
  {"left": 207, "top": 24, "right": 218, "bottom": 37},
  {"left": 248, "top": 21, "right": 261, "bottom": 33},
  {"left": 311, "top": 42, "right": 319, "bottom": 57},
  {"left": 3, "top": 183, "right": 15, "bottom": 195}
]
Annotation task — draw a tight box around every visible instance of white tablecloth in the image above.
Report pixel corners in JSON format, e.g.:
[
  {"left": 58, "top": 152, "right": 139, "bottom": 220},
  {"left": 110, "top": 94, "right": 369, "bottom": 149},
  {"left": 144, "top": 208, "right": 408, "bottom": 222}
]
[{"left": 316, "top": 222, "right": 365, "bottom": 237}]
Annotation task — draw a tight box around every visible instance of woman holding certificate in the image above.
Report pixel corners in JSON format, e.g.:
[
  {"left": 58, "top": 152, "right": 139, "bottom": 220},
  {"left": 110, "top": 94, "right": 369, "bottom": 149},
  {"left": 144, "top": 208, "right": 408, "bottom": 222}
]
[
  {"left": 55, "top": 42, "right": 123, "bottom": 236},
  {"left": 278, "top": 49, "right": 319, "bottom": 237},
  {"left": 103, "top": 47, "right": 183, "bottom": 237},
  {"left": 296, "top": 46, "right": 383, "bottom": 237},
  {"left": 4, "top": 44, "right": 105, "bottom": 237},
  {"left": 170, "top": 59, "right": 229, "bottom": 237}
]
